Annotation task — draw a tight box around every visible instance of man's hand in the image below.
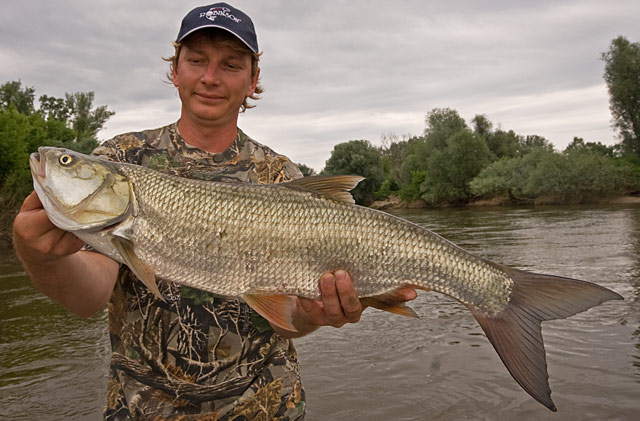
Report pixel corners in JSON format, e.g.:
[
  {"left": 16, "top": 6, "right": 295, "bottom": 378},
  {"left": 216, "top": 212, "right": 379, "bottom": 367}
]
[
  {"left": 13, "top": 191, "right": 119, "bottom": 318},
  {"left": 272, "top": 270, "right": 417, "bottom": 338},
  {"left": 13, "top": 192, "right": 85, "bottom": 260}
]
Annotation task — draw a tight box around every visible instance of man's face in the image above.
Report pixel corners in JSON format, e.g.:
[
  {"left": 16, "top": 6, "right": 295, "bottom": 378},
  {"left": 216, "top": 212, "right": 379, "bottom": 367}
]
[{"left": 173, "top": 35, "right": 259, "bottom": 128}]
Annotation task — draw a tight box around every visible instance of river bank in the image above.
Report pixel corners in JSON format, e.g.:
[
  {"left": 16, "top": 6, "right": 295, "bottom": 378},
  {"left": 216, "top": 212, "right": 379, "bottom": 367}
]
[{"left": 370, "top": 194, "right": 640, "bottom": 210}]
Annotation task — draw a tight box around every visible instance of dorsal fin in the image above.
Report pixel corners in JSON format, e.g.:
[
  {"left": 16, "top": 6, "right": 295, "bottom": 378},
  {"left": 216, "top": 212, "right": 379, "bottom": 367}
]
[{"left": 285, "top": 175, "right": 364, "bottom": 204}]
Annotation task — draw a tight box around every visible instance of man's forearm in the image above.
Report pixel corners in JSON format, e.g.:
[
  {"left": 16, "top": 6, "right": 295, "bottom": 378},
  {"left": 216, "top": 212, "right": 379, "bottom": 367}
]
[{"left": 19, "top": 250, "right": 119, "bottom": 318}]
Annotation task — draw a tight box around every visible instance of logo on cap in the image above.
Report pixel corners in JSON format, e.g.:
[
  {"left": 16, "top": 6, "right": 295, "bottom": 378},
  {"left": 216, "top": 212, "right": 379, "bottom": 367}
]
[{"left": 200, "top": 6, "right": 242, "bottom": 23}]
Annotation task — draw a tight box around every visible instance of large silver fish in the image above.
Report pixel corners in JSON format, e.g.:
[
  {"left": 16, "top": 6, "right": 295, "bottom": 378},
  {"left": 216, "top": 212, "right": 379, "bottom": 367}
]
[{"left": 29, "top": 146, "right": 622, "bottom": 411}]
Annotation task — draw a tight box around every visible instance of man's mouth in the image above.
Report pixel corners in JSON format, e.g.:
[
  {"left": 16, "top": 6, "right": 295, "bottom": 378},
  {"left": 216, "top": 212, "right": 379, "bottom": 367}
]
[{"left": 196, "top": 92, "right": 225, "bottom": 101}]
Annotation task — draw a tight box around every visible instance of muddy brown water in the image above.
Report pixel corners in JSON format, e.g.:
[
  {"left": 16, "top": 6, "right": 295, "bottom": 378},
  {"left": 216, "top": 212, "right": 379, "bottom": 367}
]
[{"left": 1, "top": 205, "right": 639, "bottom": 420}]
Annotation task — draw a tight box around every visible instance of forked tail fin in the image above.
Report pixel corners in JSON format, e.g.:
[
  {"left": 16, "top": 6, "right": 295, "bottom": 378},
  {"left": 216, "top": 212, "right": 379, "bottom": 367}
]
[{"left": 470, "top": 266, "right": 622, "bottom": 411}]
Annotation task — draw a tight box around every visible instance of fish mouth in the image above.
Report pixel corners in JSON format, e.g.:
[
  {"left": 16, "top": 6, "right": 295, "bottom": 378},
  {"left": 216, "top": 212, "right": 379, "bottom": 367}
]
[{"left": 29, "top": 150, "right": 45, "bottom": 179}]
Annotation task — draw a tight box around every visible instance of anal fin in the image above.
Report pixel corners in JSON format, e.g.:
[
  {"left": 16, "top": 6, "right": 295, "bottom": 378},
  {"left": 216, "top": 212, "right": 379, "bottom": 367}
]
[
  {"left": 361, "top": 288, "right": 420, "bottom": 318},
  {"left": 243, "top": 294, "right": 298, "bottom": 332}
]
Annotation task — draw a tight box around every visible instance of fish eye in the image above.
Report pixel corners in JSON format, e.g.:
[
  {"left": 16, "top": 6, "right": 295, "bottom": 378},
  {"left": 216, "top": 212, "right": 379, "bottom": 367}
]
[{"left": 59, "top": 154, "right": 73, "bottom": 166}]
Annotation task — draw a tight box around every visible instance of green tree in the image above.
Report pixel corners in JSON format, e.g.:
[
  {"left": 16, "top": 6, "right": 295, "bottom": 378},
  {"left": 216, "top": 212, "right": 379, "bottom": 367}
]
[
  {"left": 37, "top": 91, "right": 115, "bottom": 153},
  {"left": 472, "top": 113, "right": 552, "bottom": 159},
  {"left": 39, "top": 94, "right": 70, "bottom": 122},
  {"left": 472, "top": 114, "right": 492, "bottom": 137},
  {"left": 393, "top": 109, "right": 470, "bottom": 201},
  {"left": 564, "top": 137, "right": 617, "bottom": 157},
  {"left": 486, "top": 129, "right": 521, "bottom": 159},
  {"left": 0, "top": 80, "right": 35, "bottom": 115},
  {"left": 396, "top": 136, "right": 428, "bottom": 191},
  {"left": 65, "top": 92, "right": 115, "bottom": 150},
  {"left": 321, "top": 139, "right": 385, "bottom": 206},
  {"left": 423, "top": 107, "right": 468, "bottom": 152},
  {"left": 1, "top": 81, "right": 116, "bottom": 154},
  {"left": 378, "top": 134, "right": 422, "bottom": 190},
  {"left": 0, "top": 107, "right": 75, "bottom": 219},
  {"left": 601, "top": 36, "right": 640, "bottom": 156},
  {"left": 296, "top": 163, "right": 316, "bottom": 177},
  {"left": 420, "top": 130, "right": 491, "bottom": 205},
  {"left": 519, "top": 134, "right": 554, "bottom": 154}
]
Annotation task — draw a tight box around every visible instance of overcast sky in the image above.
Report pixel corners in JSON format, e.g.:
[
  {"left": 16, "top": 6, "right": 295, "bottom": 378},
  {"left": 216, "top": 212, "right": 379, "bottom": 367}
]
[{"left": 2, "top": 1, "right": 639, "bottom": 170}]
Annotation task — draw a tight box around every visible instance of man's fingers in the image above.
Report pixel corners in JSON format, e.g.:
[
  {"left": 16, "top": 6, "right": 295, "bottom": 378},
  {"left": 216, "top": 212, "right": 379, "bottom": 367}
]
[
  {"left": 334, "top": 270, "right": 362, "bottom": 323},
  {"left": 319, "top": 272, "right": 346, "bottom": 327},
  {"left": 53, "top": 231, "right": 85, "bottom": 255}
]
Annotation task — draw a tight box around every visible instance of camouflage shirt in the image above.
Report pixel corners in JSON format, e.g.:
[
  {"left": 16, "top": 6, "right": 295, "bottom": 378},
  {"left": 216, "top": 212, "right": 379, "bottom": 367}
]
[{"left": 93, "top": 122, "right": 306, "bottom": 420}]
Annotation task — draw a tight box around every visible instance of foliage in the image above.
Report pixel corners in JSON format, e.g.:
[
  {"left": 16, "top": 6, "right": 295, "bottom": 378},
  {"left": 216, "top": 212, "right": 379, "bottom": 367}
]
[
  {"left": 321, "top": 139, "right": 385, "bottom": 206},
  {"left": 0, "top": 80, "right": 36, "bottom": 115},
  {"left": 397, "top": 170, "right": 427, "bottom": 201},
  {"left": 420, "top": 129, "right": 491, "bottom": 205},
  {"left": 374, "top": 177, "right": 400, "bottom": 201},
  {"left": 296, "top": 163, "right": 316, "bottom": 177},
  {"left": 564, "top": 137, "right": 617, "bottom": 157},
  {"left": 323, "top": 90, "right": 639, "bottom": 208},
  {"left": 396, "top": 137, "right": 428, "bottom": 195},
  {"left": 378, "top": 134, "right": 416, "bottom": 186},
  {"left": 601, "top": 36, "right": 640, "bottom": 156},
  {"left": 0, "top": 107, "right": 76, "bottom": 218},
  {"left": 0, "top": 80, "right": 114, "bottom": 227},
  {"left": 470, "top": 149, "right": 632, "bottom": 203},
  {"left": 423, "top": 107, "right": 468, "bottom": 151},
  {"left": 393, "top": 109, "right": 471, "bottom": 201}
]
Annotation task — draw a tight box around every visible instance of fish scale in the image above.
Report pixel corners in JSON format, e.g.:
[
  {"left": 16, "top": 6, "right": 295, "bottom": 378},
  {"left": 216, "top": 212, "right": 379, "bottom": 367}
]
[{"left": 30, "top": 146, "right": 623, "bottom": 411}]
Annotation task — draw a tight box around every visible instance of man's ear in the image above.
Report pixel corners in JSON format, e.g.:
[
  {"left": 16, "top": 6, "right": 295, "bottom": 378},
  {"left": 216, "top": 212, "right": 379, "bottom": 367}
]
[
  {"left": 247, "top": 66, "right": 260, "bottom": 96},
  {"left": 172, "top": 66, "right": 179, "bottom": 88}
]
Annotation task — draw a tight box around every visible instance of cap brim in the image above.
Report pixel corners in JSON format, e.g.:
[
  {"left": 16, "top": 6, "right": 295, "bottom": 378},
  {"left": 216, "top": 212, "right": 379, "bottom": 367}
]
[{"left": 177, "top": 24, "right": 257, "bottom": 53}]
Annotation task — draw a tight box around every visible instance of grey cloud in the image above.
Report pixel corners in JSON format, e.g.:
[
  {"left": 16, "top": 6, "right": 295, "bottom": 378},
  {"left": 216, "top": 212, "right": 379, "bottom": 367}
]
[{"left": 2, "top": 0, "right": 639, "bottom": 171}]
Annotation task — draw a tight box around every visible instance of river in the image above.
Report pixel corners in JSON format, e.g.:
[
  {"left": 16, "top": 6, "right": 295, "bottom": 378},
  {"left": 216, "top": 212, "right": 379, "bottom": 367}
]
[{"left": 1, "top": 205, "right": 639, "bottom": 420}]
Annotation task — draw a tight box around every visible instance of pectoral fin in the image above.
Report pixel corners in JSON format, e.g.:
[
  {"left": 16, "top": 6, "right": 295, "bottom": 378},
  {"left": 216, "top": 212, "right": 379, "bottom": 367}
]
[
  {"left": 243, "top": 294, "right": 298, "bottom": 332},
  {"left": 111, "top": 237, "right": 164, "bottom": 301}
]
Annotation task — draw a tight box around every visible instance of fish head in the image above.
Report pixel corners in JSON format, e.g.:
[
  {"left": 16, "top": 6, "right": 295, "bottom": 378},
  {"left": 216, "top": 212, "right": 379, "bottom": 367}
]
[{"left": 29, "top": 147, "right": 132, "bottom": 232}]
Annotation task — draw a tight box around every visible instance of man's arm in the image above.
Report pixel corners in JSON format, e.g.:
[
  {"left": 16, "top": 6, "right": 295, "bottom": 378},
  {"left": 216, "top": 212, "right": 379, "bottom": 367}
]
[
  {"left": 12, "top": 192, "right": 119, "bottom": 318},
  {"left": 272, "top": 270, "right": 417, "bottom": 339}
]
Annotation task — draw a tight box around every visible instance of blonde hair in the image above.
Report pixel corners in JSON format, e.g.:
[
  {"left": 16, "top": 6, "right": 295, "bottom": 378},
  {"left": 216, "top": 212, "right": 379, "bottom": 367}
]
[{"left": 164, "top": 29, "right": 263, "bottom": 112}]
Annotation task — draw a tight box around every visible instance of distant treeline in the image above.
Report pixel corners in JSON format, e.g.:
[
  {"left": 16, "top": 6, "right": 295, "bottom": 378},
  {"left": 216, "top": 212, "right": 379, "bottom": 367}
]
[
  {"left": 317, "top": 36, "right": 640, "bottom": 206},
  {"left": 317, "top": 108, "right": 640, "bottom": 206}
]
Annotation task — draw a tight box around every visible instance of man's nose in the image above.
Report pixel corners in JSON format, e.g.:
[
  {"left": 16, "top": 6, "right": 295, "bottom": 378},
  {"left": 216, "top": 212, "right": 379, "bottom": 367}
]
[{"left": 201, "top": 63, "right": 221, "bottom": 84}]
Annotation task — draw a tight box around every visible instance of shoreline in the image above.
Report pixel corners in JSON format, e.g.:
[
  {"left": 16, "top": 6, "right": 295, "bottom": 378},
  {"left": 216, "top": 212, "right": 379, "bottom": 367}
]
[{"left": 370, "top": 194, "right": 640, "bottom": 210}]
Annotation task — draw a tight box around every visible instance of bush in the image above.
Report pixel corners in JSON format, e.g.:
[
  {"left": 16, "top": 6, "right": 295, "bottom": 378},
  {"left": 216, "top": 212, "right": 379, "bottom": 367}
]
[
  {"left": 420, "top": 130, "right": 491, "bottom": 205},
  {"left": 470, "top": 149, "right": 631, "bottom": 203}
]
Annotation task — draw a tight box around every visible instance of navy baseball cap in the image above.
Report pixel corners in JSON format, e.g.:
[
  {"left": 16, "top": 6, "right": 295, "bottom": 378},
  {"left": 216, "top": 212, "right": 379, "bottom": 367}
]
[{"left": 176, "top": 3, "right": 258, "bottom": 53}]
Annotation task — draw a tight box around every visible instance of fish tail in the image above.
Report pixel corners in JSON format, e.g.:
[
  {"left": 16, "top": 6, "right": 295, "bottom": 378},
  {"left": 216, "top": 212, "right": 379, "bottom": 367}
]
[{"left": 470, "top": 266, "right": 622, "bottom": 411}]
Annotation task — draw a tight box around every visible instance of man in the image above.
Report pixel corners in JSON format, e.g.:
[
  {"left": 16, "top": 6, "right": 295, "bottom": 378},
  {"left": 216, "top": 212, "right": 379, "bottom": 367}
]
[{"left": 13, "top": 3, "right": 415, "bottom": 419}]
